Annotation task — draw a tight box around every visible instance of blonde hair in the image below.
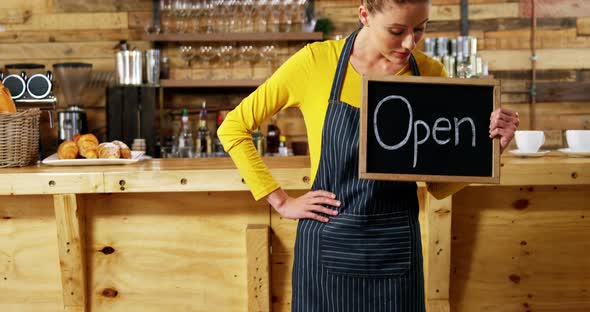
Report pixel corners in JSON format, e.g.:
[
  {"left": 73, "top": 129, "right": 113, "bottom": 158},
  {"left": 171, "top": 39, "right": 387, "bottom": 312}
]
[{"left": 362, "top": 0, "right": 431, "bottom": 13}]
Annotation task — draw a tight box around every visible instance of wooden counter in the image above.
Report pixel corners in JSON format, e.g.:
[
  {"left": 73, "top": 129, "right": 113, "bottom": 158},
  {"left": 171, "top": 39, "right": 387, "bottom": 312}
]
[{"left": 0, "top": 154, "right": 588, "bottom": 312}]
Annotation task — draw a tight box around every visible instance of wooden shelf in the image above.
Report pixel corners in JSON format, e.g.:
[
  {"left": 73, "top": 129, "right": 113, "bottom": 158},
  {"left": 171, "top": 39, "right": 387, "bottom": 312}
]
[
  {"left": 160, "top": 79, "right": 265, "bottom": 88},
  {"left": 142, "top": 32, "right": 324, "bottom": 42}
]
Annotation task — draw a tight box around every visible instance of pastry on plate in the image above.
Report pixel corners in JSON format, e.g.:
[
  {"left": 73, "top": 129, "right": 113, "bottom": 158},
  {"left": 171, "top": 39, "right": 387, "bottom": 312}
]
[
  {"left": 57, "top": 140, "right": 79, "bottom": 160},
  {"left": 97, "top": 142, "right": 121, "bottom": 159},
  {"left": 112, "top": 140, "right": 132, "bottom": 159}
]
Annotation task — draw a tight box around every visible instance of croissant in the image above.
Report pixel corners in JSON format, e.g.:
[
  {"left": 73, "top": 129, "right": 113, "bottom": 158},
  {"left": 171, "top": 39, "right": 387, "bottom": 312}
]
[
  {"left": 0, "top": 82, "right": 16, "bottom": 113},
  {"left": 112, "top": 140, "right": 131, "bottom": 159},
  {"left": 57, "top": 141, "right": 79, "bottom": 160},
  {"left": 97, "top": 142, "right": 121, "bottom": 159},
  {"left": 76, "top": 133, "right": 99, "bottom": 159}
]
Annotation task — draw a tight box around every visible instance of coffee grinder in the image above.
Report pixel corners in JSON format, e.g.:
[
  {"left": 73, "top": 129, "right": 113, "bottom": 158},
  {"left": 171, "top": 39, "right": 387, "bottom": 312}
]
[{"left": 53, "top": 63, "right": 92, "bottom": 143}]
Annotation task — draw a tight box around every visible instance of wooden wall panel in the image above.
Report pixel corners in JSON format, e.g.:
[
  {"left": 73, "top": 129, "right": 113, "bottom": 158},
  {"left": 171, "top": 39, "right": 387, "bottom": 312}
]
[
  {"left": 2, "top": 13, "right": 129, "bottom": 31},
  {"left": 520, "top": 0, "right": 590, "bottom": 18},
  {"left": 579, "top": 17, "right": 590, "bottom": 35}
]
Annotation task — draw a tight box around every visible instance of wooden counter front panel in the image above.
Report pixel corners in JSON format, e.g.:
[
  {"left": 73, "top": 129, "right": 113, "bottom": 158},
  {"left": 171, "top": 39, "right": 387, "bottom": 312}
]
[
  {"left": 83, "top": 192, "right": 269, "bottom": 312},
  {"left": 451, "top": 185, "right": 590, "bottom": 311},
  {"left": 0, "top": 195, "right": 64, "bottom": 312}
]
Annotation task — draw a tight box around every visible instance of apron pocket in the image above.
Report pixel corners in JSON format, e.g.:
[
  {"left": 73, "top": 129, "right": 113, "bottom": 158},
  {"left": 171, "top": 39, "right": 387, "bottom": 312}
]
[{"left": 320, "top": 211, "right": 412, "bottom": 277}]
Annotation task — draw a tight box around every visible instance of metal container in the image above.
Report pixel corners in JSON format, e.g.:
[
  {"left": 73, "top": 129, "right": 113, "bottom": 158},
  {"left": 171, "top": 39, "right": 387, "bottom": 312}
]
[
  {"left": 436, "top": 37, "right": 449, "bottom": 56},
  {"left": 116, "top": 50, "right": 143, "bottom": 85},
  {"left": 57, "top": 106, "right": 88, "bottom": 142},
  {"left": 457, "top": 36, "right": 470, "bottom": 56},
  {"left": 423, "top": 38, "right": 436, "bottom": 57},
  {"left": 450, "top": 39, "right": 458, "bottom": 56},
  {"left": 145, "top": 49, "right": 161, "bottom": 85},
  {"left": 469, "top": 36, "right": 478, "bottom": 55},
  {"left": 442, "top": 55, "right": 456, "bottom": 78}
]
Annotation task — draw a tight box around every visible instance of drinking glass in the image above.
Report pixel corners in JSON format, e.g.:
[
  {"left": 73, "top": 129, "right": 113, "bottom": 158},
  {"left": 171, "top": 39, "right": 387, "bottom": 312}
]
[
  {"left": 254, "top": 0, "right": 270, "bottom": 32},
  {"left": 199, "top": 45, "right": 217, "bottom": 79},
  {"left": 179, "top": 45, "right": 196, "bottom": 79},
  {"left": 173, "top": 0, "right": 189, "bottom": 33},
  {"left": 281, "top": 0, "right": 294, "bottom": 32},
  {"left": 239, "top": 44, "right": 258, "bottom": 79},
  {"left": 160, "top": 0, "right": 173, "bottom": 33},
  {"left": 242, "top": 0, "right": 256, "bottom": 32},
  {"left": 268, "top": 0, "right": 281, "bottom": 32},
  {"left": 189, "top": 0, "right": 203, "bottom": 33},
  {"left": 218, "top": 44, "right": 237, "bottom": 79},
  {"left": 204, "top": 0, "right": 215, "bottom": 33},
  {"left": 226, "top": 0, "right": 242, "bottom": 32},
  {"left": 292, "top": 0, "right": 308, "bottom": 32},
  {"left": 260, "top": 44, "right": 278, "bottom": 76}
]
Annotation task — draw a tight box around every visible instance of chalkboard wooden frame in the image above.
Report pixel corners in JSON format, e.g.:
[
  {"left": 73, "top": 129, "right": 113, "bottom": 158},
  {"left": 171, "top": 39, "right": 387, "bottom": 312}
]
[{"left": 359, "top": 75, "right": 501, "bottom": 184}]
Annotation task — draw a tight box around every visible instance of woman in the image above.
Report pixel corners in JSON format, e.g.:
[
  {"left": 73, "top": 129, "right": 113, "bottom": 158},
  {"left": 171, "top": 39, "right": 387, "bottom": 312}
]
[{"left": 219, "top": 0, "right": 519, "bottom": 310}]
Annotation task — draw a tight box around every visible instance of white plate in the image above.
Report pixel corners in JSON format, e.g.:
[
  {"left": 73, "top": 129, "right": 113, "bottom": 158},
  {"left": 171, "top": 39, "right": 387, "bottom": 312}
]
[
  {"left": 558, "top": 148, "right": 590, "bottom": 158},
  {"left": 508, "top": 149, "right": 550, "bottom": 158},
  {"left": 42, "top": 151, "right": 145, "bottom": 166}
]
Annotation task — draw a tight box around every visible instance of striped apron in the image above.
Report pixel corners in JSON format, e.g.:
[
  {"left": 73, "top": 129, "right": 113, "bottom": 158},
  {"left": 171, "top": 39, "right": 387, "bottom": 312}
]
[{"left": 291, "top": 29, "right": 425, "bottom": 312}]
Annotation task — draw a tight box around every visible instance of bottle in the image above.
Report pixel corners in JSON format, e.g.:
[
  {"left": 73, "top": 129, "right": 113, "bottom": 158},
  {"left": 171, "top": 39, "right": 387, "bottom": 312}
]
[
  {"left": 278, "top": 135, "right": 288, "bottom": 156},
  {"left": 252, "top": 127, "right": 266, "bottom": 156},
  {"left": 176, "top": 107, "right": 194, "bottom": 158},
  {"left": 213, "top": 111, "right": 229, "bottom": 157},
  {"left": 196, "top": 101, "right": 212, "bottom": 157},
  {"left": 266, "top": 117, "right": 281, "bottom": 155}
]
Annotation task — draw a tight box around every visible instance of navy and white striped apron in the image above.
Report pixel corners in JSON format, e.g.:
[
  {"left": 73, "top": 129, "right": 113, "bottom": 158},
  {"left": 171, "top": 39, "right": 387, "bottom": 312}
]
[{"left": 291, "top": 29, "right": 425, "bottom": 312}]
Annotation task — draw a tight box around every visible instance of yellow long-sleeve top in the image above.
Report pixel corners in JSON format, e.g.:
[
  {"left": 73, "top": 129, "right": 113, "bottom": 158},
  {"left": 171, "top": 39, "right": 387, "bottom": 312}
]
[{"left": 218, "top": 38, "right": 466, "bottom": 201}]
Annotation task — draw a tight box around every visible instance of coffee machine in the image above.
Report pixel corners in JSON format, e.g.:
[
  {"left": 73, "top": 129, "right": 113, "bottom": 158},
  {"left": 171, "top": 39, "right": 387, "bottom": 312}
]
[{"left": 53, "top": 63, "right": 92, "bottom": 143}]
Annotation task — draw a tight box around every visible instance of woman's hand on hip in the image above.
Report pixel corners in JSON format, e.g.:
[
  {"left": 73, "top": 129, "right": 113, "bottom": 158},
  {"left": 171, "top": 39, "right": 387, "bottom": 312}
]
[
  {"left": 266, "top": 188, "right": 340, "bottom": 223},
  {"left": 489, "top": 107, "right": 520, "bottom": 153}
]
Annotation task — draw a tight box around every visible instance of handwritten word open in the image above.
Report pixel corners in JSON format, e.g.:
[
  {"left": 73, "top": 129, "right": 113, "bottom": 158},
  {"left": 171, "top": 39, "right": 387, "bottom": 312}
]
[{"left": 373, "top": 95, "right": 476, "bottom": 168}]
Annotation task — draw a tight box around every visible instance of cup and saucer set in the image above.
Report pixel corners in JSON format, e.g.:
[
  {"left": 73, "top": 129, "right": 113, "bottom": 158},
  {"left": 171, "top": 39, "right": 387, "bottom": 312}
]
[{"left": 509, "top": 130, "right": 590, "bottom": 158}]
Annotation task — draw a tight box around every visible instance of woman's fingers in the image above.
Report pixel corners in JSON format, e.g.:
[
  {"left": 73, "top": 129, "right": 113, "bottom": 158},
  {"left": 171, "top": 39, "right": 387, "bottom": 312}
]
[
  {"left": 304, "top": 211, "right": 330, "bottom": 223},
  {"left": 307, "top": 195, "right": 341, "bottom": 207},
  {"left": 310, "top": 190, "right": 336, "bottom": 199},
  {"left": 307, "top": 204, "right": 339, "bottom": 216}
]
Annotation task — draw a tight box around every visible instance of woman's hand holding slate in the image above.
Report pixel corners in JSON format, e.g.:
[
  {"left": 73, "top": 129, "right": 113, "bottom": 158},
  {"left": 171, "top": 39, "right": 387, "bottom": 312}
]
[
  {"left": 489, "top": 108, "right": 520, "bottom": 153},
  {"left": 266, "top": 188, "right": 340, "bottom": 223}
]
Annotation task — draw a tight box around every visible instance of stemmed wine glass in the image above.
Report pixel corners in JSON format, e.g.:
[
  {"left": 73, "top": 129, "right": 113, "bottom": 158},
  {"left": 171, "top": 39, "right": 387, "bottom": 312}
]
[
  {"left": 223, "top": 0, "right": 240, "bottom": 33},
  {"left": 218, "top": 44, "right": 237, "bottom": 79},
  {"left": 254, "top": 0, "right": 270, "bottom": 32},
  {"left": 242, "top": 0, "right": 256, "bottom": 32},
  {"left": 160, "top": 0, "right": 173, "bottom": 33},
  {"left": 268, "top": 0, "right": 281, "bottom": 32},
  {"left": 179, "top": 45, "right": 196, "bottom": 79},
  {"left": 260, "top": 44, "right": 278, "bottom": 77},
  {"left": 189, "top": 0, "right": 203, "bottom": 33},
  {"left": 239, "top": 44, "right": 258, "bottom": 79},
  {"left": 199, "top": 44, "right": 217, "bottom": 79},
  {"left": 172, "top": 0, "right": 189, "bottom": 33},
  {"left": 281, "top": 0, "right": 294, "bottom": 32},
  {"left": 204, "top": 0, "right": 215, "bottom": 33}
]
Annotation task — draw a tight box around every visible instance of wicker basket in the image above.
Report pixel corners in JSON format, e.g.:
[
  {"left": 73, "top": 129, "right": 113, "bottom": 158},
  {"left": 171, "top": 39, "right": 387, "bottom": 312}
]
[{"left": 0, "top": 109, "right": 41, "bottom": 168}]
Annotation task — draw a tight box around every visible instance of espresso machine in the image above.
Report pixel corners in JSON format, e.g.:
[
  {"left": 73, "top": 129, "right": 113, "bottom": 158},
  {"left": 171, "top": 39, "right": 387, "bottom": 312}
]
[{"left": 53, "top": 63, "right": 92, "bottom": 143}]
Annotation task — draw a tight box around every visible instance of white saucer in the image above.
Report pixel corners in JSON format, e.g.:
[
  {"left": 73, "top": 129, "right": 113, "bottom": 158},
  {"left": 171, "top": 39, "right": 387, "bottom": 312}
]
[
  {"left": 558, "top": 148, "right": 590, "bottom": 158},
  {"left": 509, "top": 149, "right": 550, "bottom": 157}
]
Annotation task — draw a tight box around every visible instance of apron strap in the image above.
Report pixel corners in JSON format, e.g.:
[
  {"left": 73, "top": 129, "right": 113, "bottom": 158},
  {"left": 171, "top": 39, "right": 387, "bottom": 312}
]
[{"left": 328, "top": 29, "right": 422, "bottom": 103}]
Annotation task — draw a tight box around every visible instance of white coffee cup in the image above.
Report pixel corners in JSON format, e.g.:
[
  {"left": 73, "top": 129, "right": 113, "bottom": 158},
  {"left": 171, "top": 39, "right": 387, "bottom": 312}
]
[
  {"left": 565, "top": 130, "right": 590, "bottom": 152},
  {"left": 514, "top": 130, "right": 544, "bottom": 153}
]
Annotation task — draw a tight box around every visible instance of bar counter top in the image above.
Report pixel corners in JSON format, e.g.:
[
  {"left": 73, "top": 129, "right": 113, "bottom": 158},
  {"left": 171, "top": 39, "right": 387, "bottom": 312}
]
[{"left": 1, "top": 152, "right": 589, "bottom": 195}]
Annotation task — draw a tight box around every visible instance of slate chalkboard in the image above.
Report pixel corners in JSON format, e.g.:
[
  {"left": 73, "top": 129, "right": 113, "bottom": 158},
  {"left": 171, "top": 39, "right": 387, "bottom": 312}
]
[{"left": 359, "top": 76, "right": 501, "bottom": 184}]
